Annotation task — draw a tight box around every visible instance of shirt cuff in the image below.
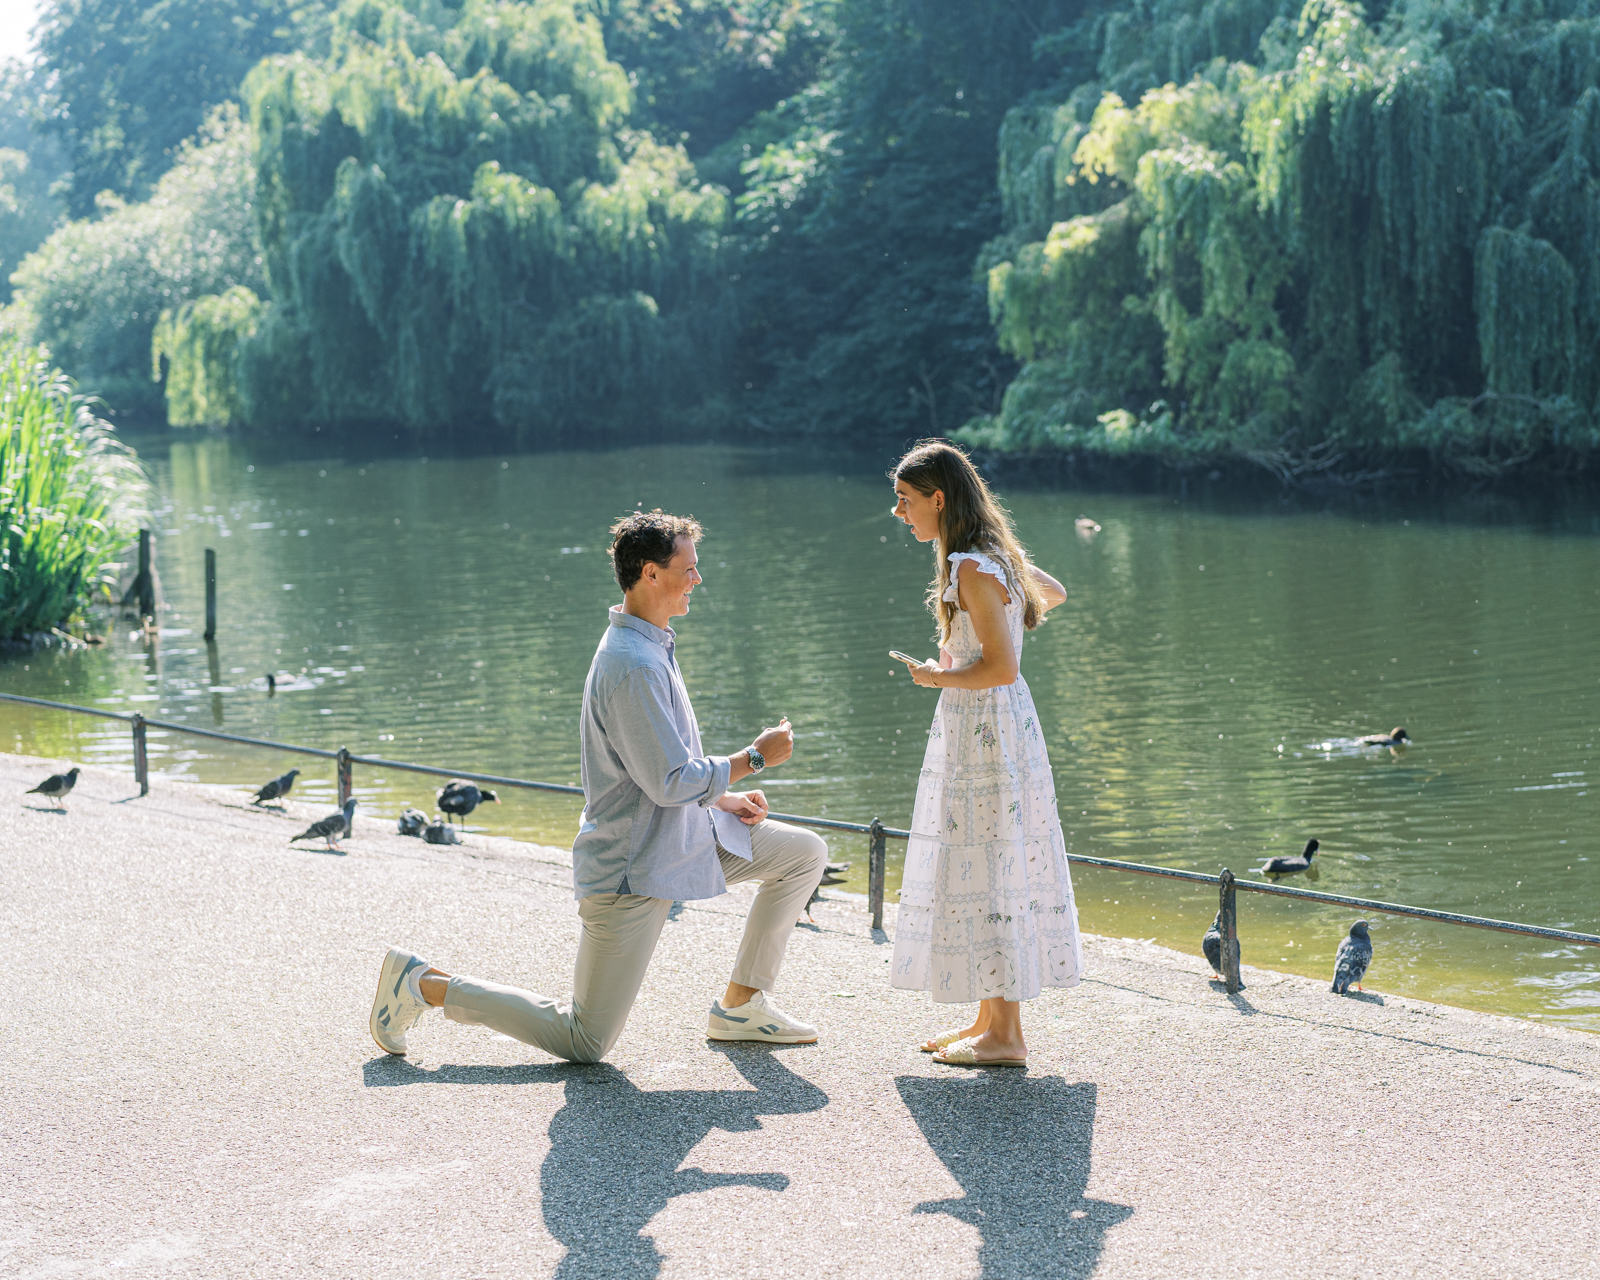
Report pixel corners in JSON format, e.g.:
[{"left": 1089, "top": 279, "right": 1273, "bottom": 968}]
[{"left": 698, "top": 755, "right": 732, "bottom": 807}]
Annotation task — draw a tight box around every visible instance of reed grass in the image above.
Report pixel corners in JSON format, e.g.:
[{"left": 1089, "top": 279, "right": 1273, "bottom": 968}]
[{"left": 0, "top": 340, "right": 148, "bottom": 639}]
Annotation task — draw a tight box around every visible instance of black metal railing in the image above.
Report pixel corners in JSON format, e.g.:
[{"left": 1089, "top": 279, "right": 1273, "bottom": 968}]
[{"left": 5, "top": 689, "right": 1598, "bottom": 986}]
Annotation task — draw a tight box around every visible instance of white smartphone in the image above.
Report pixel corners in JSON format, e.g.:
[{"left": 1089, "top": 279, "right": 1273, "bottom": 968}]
[{"left": 888, "top": 650, "right": 921, "bottom": 667}]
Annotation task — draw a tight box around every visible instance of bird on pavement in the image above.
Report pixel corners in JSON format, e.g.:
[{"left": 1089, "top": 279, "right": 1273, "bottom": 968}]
[
  {"left": 397, "top": 807, "right": 428, "bottom": 837},
  {"left": 1332, "top": 920, "right": 1373, "bottom": 994},
  {"left": 1260, "top": 838, "right": 1318, "bottom": 877},
  {"left": 1201, "top": 911, "right": 1244, "bottom": 988},
  {"left": 437, "top": 779, "right": 499, "bottom": 825},
  {"left": 251, "top": 767, "right": 300, "bottom": 806},
  {"left": 423, "top": 815, "right": 461, "bottom": 845},
  {"left": 1356, "top": 726, "right": 1410, "bottom": 747},
  {"left": 26, "top": 767, "right": 80, "bottom": 810},
  {"left": 290, "top": 798, "right": 357, "bottom": 851}
]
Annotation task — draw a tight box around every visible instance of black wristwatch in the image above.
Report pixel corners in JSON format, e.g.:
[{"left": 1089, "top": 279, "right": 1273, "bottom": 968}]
[{"left": 746, "top": 747, "right": 766, "bottom": 773}]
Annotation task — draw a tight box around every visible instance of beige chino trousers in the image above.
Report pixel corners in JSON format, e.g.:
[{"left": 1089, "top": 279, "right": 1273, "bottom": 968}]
[{"left": 441, "top": 818, "right": 827, "bottom": 1063}]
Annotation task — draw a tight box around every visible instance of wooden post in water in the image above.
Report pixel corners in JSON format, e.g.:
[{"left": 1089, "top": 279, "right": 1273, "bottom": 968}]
[
  {"left": 337, "top": 747, "right": 353, "bottom": 806},
  {"left": 868, "top": 817, "right": 887, "bottom": 932},
  {"left": 203, "top": 548, "right": 217, "bottom": 641},
  {"left": 137, "top": 529, "right": 154, "bottom": 620},
  {"left": 132, "top": 713, "right": 149, "bottom": 797},
  {"left": 1219, "top": 868, "right": 1240, "bottom": 994}
]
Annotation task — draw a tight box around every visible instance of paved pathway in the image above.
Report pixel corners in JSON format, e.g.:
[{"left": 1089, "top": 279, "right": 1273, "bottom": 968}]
[{"left": 2, "top": 754, "right": 1597, "bottom": 1278}]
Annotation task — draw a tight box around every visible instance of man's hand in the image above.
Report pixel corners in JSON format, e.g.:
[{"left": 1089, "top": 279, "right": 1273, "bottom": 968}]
[
  {"left": 716, "top": 790, "right": 769, "bottom": 825},
  {"left": 753, "top": 718, "right": 794, "bottom": 767}
]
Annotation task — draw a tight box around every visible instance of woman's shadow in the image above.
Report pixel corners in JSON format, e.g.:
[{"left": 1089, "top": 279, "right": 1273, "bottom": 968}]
[{"left": 898, "top": 1075, "right": 1132, "bottom": 1279}]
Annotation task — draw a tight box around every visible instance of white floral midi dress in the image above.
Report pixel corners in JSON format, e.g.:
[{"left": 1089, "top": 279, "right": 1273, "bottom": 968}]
[{"left": 890, "top": 549, "right": 1083, "bottom": 1003}]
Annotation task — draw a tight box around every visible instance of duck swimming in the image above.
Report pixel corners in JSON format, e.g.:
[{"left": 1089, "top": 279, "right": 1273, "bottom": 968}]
[
  {"left": 1356, "top": 727, "right": 1410, "bottom": 747},
  {"left": 1259, "top": 838, "right": 1318, "bottom": 877}
]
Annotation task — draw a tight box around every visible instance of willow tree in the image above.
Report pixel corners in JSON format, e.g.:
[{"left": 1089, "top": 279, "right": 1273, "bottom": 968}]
[
  {"left": 972, "top": 0, "right": 1600, "bottom": 472},
  {"left": 158, "top": 0, "right": 732, "bottom": 437}
]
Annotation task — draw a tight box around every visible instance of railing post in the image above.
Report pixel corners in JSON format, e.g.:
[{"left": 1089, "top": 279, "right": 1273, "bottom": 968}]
[
  {"left": 137, "top": 529, "right": 154, "bottom": 620},
  {"left": 203, "top": 548, "right": 217, "bottom": 641},
  {"left": 868, "top": 817, "right": 886, "bottom": 932},
  {"left": 1219, "top": 868, "right": 1240, "bottom": 994},
  {"left": 132, "top": 713, "right": 149, "bottom": 797},
  {"left": 337, "top": 747, "right": 353, "bottom": 806}
]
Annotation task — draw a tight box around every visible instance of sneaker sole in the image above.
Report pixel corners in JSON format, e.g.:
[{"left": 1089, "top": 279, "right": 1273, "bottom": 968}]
[
  {"left": 370, "top": 946, "right": 417, "bottom": 1055},
  {"left": 706, "top": 1027, "right": 818, "bottom": 1044}
]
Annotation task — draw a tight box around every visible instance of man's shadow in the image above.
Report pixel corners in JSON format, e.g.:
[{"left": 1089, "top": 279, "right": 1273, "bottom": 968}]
[
  {"left": 898, "top": 1075, "right": 1132, "bottom": 1279},
  {"left": 368, "top": 1047, "right": 827, "bottom": 1279},
  {"left": 542, "top": 1045, "right": 826, "bottom": 1278}
]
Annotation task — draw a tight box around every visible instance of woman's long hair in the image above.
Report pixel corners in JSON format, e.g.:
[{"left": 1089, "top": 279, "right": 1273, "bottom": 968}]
[{"left": 892, "top": 439, "right": 1046, "bottom": 644}]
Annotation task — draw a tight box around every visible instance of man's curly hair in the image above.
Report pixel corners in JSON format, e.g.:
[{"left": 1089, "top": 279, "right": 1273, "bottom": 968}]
[{"left": 608, "top": 509, "right": 704, "bottom": 592}]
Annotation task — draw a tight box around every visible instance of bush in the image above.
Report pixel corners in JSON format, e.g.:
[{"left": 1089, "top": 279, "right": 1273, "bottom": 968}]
[
  {"left": 9, "top": 104, "right": 264, "bottom": 419},
  {"left": 0, "top": 340, "right": 147, "bottom": 639}
]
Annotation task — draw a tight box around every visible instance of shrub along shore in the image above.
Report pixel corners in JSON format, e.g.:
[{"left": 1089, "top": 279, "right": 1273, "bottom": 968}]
[{"left": 0, "top": 340, "right": 147, "bottom": 642}]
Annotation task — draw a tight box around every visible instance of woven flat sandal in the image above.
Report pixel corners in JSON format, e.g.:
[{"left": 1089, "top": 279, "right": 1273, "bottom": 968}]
[
  {"left": 933, "top": 1040, "right": 1027, "bottom": 1068},
  {"left": 920, "top": 1027, "right": 969, "bottom": 1054}
]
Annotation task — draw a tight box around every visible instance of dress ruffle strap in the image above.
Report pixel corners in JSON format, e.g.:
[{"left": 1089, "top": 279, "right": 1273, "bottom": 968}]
[{"left": 943, "top": 550, "right": 1013, "bottom": 603}]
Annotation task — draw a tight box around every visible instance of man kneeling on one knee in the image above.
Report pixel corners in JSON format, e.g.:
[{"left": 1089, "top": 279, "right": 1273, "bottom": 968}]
[{"left": 370, "top": 509, "right": 828, "bottom": 1062}]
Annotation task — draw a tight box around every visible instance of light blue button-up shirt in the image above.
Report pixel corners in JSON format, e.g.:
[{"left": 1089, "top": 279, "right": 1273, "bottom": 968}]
[{"left": 572, "top": 607, "right": 753, "bottom": 900}]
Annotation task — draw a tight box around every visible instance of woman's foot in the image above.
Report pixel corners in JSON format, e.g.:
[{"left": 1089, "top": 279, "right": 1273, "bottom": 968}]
[
  {"left": 928, "top": 1017, "right": 985, "bottom": 1056},
  {"left": 921, "top": 1019, "right": 984, "bottom": 1053},
  {"left": 957, "top": 1029, "right": 1026, "bottom": 1064}
]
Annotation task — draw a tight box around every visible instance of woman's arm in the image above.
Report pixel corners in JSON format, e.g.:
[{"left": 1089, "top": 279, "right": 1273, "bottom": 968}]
[
  {"left": 1030, "top": 563, "right": 1066, "bottom": 613},
  {"left": 910, "top": 561, "right": 1018, "bottom": 690}
]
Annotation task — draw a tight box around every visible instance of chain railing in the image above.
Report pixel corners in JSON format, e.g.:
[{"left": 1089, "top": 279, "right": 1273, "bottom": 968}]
[{"left": 5, "top": 689, "right": 1598, "bottom": 982}]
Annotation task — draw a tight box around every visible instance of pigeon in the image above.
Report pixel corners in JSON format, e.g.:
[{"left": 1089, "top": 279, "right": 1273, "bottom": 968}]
[
  {"left": 1260, "top": 838, "right": 1318, "bottom": 877},
  {"left": 26, "top": 766, "right": 80, "bottom": 810},
  {"left": 290, "top": 798, "right": 357, "bottom": 851},
  {"left": 437, "top": 779, "right": 499, "bottom": 825},
  {"left": 1200, "top": 911, "right": 1244, "bottom": 988},
  {"left": 251, "top": 767, "right": 300, "bottom": 806},
  {"left": 1332, "top": 920, "right": 1373, "bottom": 994},
  {"left": 423, "top": 815, "right": 461, "bottom": 845},
  {"left": 1356, "top": 726, "right": 1409, "bottom": 747},
  {"left": 397, "top": 807, "right": 428, "bottom": 837}
]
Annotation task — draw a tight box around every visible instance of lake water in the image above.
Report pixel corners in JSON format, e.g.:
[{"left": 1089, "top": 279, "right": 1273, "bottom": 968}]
[{"left": 4, "top": 437, "right": 1599, "bottom": 1030}]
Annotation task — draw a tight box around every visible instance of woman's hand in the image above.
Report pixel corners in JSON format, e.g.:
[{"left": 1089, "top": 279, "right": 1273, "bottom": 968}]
[{"left": 910, "top": 660, "right": 943, "bottom": 688}]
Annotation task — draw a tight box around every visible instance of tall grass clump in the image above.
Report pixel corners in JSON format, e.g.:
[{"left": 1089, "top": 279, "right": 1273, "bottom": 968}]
[{"left": 0, "top": 341, "right": 148, "bottom": 639}]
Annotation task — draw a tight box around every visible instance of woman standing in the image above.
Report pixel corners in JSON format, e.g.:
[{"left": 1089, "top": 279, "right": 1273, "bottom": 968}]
[{"left": 888, "top": 440, "right": 1081, "bottom": 1066}]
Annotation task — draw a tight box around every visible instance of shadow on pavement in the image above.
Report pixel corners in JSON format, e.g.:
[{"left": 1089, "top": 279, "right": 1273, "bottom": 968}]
[
  {"left": 364, "top": 1045, "right": 827, "bottom": 1278},
  {"left": 898, "top": 1076, "right": 1132, "bottom": 1279}
]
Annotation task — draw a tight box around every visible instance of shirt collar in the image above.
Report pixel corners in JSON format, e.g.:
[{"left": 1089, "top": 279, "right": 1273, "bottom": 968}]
[{"left": 609, "top": 605, "right": 676, "bottom": 648}]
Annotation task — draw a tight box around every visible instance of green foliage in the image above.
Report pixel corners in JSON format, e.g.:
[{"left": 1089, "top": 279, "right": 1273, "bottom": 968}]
[
  {"left": 35, "top": 0, "right": 322, "bottom": 217},
  {"left": 976, "top": 0, "right": 1600, "bottom": 474},
  {"left": 10, "top": 105, "right": 265, "bottom": 418},
  {"left": 155, "top": 0, "right": 732, "bottom": 437},
  {"left": 0, "top": 339, "right": 147, "bottom": 638},
  {"left": 730, "top": 0, "right": 1090, "bottom": 439},
  {"left": 0, "top": 61, "right": 69, "bottom": 305},
  {"left": 593, "top": 0, "right": 837, "bottom": 160}
]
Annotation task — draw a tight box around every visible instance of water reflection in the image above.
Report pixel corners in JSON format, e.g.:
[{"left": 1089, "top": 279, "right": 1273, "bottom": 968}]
[{"left": 3, "top": 438, "right": 1599, "bottom": 1028}]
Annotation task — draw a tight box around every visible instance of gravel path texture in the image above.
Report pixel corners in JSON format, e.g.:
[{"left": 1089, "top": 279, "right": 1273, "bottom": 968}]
[{"left": 2, "top": 753, "right": 1597, "bottom": 1279}]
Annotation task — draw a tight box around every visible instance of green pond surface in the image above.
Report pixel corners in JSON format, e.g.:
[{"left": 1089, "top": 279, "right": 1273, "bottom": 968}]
[{"left": 4, "top": 438, "right": 1599, "bottom": 1030}]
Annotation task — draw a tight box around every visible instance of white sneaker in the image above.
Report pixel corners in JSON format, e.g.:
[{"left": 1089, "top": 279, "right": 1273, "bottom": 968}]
[
  {"left": 370, "top": 946, "right": 431, "bottom": 1055},
  {"left": 707, "top": 991, "right": 818, "bottom": 1044}
]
